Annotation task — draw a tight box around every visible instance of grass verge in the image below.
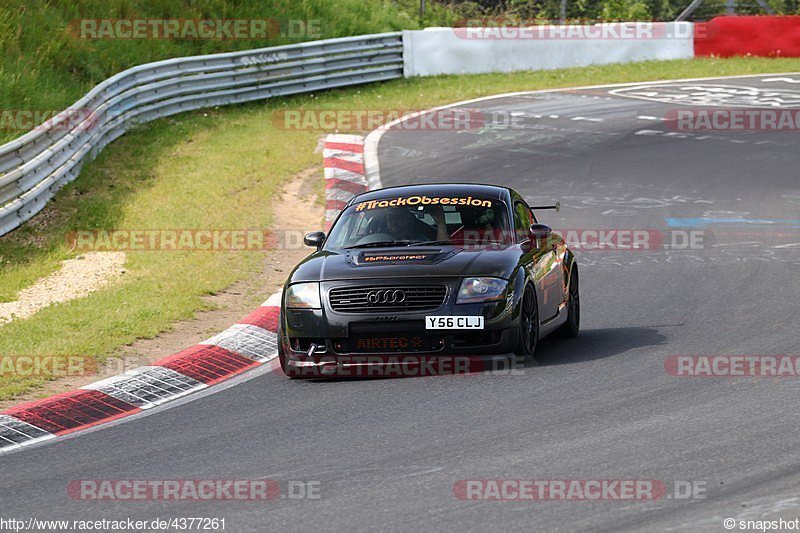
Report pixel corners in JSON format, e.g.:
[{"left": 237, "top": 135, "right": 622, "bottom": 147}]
[
  {"left": 1, "top": 56, "right": 800, "bottom": 400},
  {"left": 0, "top": 0, "right": 455, "bottom": 143}
]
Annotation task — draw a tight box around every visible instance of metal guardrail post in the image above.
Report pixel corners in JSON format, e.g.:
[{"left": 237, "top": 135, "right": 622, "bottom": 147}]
[{"left": 676, "top": 0, "right": 706, "bottom": 21}]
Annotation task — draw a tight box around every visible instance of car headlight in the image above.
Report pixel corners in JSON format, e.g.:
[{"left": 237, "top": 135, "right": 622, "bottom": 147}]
[
  {"left": 457, "top": 277, "right": 508, "bottom": 304},
  {"left": 285, "top": 282, "right": 321, "bottom": 309}
]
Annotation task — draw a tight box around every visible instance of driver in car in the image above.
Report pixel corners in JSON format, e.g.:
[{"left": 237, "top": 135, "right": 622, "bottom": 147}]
[
  {"left": 384, "top": 208, "right": 448, "bottom": 243},
  {"left": 385, "top": 208, "right": 433, "bottom": 241}
]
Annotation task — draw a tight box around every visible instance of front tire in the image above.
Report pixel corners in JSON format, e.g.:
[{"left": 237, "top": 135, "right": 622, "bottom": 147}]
[{"left": 515, "top": 284, "right": 539, "bottom": 363}]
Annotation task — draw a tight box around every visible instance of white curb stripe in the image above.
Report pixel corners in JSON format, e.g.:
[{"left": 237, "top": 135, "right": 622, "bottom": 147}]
[
  {"left": 83, "top": 366, "right": 207, "bottom": 409},
  {"left": 0, "top": 415, "right": 56, "bottom": 450},
  {"left": 327, "top": 188, "right": 362, "bottom": 203},
  {"left": 324, "top": 167, "right": 368, "bottom": 184},
  {"left": 322, "top": 149, "right": 364, "bottom": 162},
  {"left": 262, "top": 294, "right": 282, "bottom": 308},
  {"left": 201, "top": 324, "right": 278, "bottom": 362},
  {"left": 324, "top": 133, "right": 369, "bottom": 227},
  {"left": 324, "top": 133, "right": 365, "bottom": 145}
]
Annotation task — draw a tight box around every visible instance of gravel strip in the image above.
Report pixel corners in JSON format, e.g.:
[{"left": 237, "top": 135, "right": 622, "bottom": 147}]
[{"left": 0, "top": 252, "right": 126, "bottom": 323}]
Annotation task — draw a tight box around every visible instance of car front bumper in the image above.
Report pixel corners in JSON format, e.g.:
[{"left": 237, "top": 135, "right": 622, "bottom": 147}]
[{"left": 281, "top": 278, "right": 520, "bottom": 369}]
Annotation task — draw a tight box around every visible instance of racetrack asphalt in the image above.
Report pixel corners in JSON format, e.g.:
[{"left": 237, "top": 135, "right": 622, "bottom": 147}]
[{"left": 2, "top": 74, "right": 800, "bottom": 532}]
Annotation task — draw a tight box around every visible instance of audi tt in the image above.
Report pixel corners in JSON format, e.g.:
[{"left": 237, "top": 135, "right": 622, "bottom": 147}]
[{"left": 278, "top": 183, "right": 579, "bottom": 377}]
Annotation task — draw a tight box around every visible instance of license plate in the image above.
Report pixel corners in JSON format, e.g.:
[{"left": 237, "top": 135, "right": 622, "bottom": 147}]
[{"left": 425, "top": 316, "right": 484, "bottom": 330}]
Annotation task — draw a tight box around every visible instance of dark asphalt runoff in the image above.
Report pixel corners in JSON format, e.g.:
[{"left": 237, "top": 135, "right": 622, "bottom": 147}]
[{"left": 2, "top": 74, "right": 800, "bottom": 532}]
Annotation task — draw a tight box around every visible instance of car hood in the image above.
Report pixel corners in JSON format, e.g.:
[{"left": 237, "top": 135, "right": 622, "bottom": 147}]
[{"left": 288, "top": 246, "right": 520, "bottom": 283}]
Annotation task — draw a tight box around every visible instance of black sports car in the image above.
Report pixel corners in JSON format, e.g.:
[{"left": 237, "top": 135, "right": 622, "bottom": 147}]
[{"left": 278, "top": 183, "right": 579, "bottom": 377}]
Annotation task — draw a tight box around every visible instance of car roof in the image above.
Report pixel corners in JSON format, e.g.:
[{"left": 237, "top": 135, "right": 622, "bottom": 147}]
[{"left": 349, "top": 183, "right": 512, "bottom": 204}]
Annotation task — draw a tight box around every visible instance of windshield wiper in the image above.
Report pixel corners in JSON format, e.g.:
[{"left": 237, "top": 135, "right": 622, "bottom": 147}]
[
  {"left": 344, "top": 238, "right": 509, "bottom": 250},
  {"left": 409, "top": 239, "right": 507, "bottom": 247},
  {"left": 343, "top": 240, "right": 418, "bottom": 250},
  {"left": 408, "top": 240, "right": 452, "bottom": 246}
]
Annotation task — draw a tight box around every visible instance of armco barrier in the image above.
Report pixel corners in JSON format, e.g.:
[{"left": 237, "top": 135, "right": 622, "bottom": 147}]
[
  {"left": 695, "top": 16, "right": 800, "bottom": 58},
  {"left": 0, "top": 293, "right": 282, "bottom": 452},
  {"left": 403, "top": 23, "right": 694, "bottom": 76},
  {"left": 0, "top": 33, "right": 403, "bottom": 237}
]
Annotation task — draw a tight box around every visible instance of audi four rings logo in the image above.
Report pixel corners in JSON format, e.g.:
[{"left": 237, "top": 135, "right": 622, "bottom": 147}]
[{"left": 367, "top": 289, "right": 406, "bottom": 304}]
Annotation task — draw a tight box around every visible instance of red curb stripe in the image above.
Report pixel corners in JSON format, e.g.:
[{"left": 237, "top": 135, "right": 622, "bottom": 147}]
[
  {"left": 155, "top": 345, "right": 259, "bottom": 386},
  {"left": 323, "top": 135, "right": 366, "bottom": 234},
  {"left": 326, "top": 179, "right": 368, "bottom": 194},
  {"left": 239, "top": 306, "right": 280, "bottom": 333},
  {"left": 2, "top": 390, "right": 140, "bottom": 436},
  {"left": 323, "top": 141, "right": 364, "bottom": 153},
  {"left": 326, "top": 199, "right": 349, "bottom": 211},
  {"left": 324, "top": 158, "right": 365, "bottom": 174}
]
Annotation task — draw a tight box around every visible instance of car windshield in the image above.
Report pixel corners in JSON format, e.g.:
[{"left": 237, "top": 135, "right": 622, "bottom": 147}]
[{"left": 324, "top": 193, "right": 511, "bottom": 250}]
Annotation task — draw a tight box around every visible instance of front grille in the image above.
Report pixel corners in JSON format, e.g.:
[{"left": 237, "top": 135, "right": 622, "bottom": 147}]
[{"left": 329, "top": 285, "right": 447, "bottom": 313}]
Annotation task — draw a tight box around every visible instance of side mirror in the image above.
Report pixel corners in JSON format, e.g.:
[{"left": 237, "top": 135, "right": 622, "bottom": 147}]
[
  {"left": 304, "top": 231, "right": 326, "bottom": 250},
  {"left": 530, "top": 223, "right": 552, "bottom": 239},
  {"left": 529, "top": 224, "right": 552, "bottom": 248}
]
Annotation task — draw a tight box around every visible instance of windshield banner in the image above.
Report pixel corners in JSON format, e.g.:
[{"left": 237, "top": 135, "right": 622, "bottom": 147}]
[{"left": 354, "top": 196, "right": 493, "bottom": 211}]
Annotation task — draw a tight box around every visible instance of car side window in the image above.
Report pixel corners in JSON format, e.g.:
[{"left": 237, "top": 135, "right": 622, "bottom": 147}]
[{"left": 513, "top": 200, "right": 533, "bottom": 243}]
